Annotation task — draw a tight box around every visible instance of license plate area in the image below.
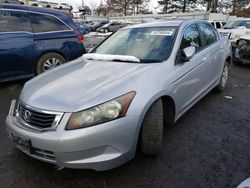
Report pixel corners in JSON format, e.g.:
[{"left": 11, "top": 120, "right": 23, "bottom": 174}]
[{"left": 11, "top": 133, "right": 33, "bottom": 154}]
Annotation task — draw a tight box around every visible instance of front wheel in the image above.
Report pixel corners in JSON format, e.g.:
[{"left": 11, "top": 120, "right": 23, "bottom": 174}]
[
  {"left": 214, "top": 62, "right": 229, "bottom": 92},
  {"left": 36, "top": 53, "right": 65, "bottom": 75},
  {"left": 140, "top": 99, "right": 163, "bottom": 155}
]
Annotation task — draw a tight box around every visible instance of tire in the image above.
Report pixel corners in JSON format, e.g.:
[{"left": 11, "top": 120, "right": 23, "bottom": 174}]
[
  {"left": 141, "top": 99, "right": 163, "bottom": 155},
  {"left": 104, "top": 29, "right": 109, "bottom": 33},
  {"left": 36, "top": 53, "right": 65, "bottom": 75},
  {"left": 214, "top": 62, "right": 229, "bottom": 92}
]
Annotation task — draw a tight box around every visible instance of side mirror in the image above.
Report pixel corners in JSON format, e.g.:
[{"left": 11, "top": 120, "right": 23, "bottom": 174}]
[{"left": 182, "top": 46, "right": 196, "bottom": 61}]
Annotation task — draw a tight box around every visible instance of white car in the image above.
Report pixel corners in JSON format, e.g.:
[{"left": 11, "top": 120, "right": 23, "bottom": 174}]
[
  {"left": 209, "top": 21, "right": 226, "bottom": 29},
  {"left": 54, "top": 3, "right": 71, "bottom": 10},
  {"left": 218, "top": 20, "right": 250, "bottom": 42},
  {"left": 233, "top": 33, "right": 250, "bottom": 65}
]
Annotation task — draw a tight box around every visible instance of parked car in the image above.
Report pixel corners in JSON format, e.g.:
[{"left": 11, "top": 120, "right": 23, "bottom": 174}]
[
  {"left": 209, "top": 20, "right": 226, "bottom": 29},
  {"left": 90, "top": 20, "right": 109, "bottom": 31},
  {"left": 97, "top": 21, "right": 126, "bottom": 33},
  {"left": 83, "top": 33, "right": 107, "bottom": 52},
  {"left": 0, "top": 0, "right": 20, "bottom": 4},
  {"left": 233, "top": 34, "right": 250, "bottom": 65},
  {"left": 74, "top": 19, "right": 92, "bottom": 29},
  {"left": 54, "top": 3, "right": 71, "bottom": 10},
  {"left": 0, "top": 4, "right": 86, "bottom": 82},
  {"left": 218, "top": 20, "right": 250, "bottom": 42},
  {"left": 77, "top": 24, "right": 91, "bottom": 35},
  {"left": 6, "top": 20, "right": 231, "bottom": 171}
]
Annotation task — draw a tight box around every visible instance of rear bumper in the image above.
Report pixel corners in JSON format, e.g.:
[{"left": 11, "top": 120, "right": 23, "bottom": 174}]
[{"left": 6, "top": 101, "right": 141, "bottom": 171}]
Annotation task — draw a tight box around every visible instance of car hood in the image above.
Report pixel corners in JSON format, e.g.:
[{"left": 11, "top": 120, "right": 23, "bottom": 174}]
[
  {"left": 20, "top": 58, "right": 156, "bottom": 112},
  {"left": 218, "top": 28, "right": 249, "bottom": 34}
]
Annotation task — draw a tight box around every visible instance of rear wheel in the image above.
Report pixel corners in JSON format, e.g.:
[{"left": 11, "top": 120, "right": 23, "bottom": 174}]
[
  {"left": 36, "top": 53, "right": 65, "bottom": 75},
  {"left": 140, "top": 99, "right": 163, "bottom": 155},
  {"left": 215, "top": 62, "right": 229, "bottom": 92}
]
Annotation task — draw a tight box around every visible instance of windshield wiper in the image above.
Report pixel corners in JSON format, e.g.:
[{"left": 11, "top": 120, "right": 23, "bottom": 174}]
[
  {"left": 82, "top": 53, "right": 140, "bottom": 63},
  {"left": 223, "top": 27, "right": 234, "bottom": 29},
  {"left": 111, "top": 59, "right": 141, "bottom": 63}
]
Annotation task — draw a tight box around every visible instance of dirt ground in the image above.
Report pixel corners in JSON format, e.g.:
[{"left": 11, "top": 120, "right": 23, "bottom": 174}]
[{"left": 0, "top": 64, "right": 249, "bottom": 188}]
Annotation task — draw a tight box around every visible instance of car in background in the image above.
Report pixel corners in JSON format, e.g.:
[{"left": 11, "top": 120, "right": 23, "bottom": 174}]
[
  {"left": 6, "top": 20, "right": 231, "bottom": 171},
  {"left": 97, "top": 21, "right": 126, "bottom": 33},
  {"left": 54, "top": 3, "right": 71, "bottom": 10},
  {"left": 233, "top": 34, "right": 250, "bottom": 65},
  {"left": 209, "top": 20, "right": 226, "bottom": 29},
  {"left": 81, "top": 20, "right": 93, "bottom": 25},
  {"left": 90, "top": 20, "right": 109, "bottom": 31},
  {"left": 218, "top": 20, "right": 250, "bottom": 41},
  {"left": 77, "top": 24, "right": 91, "bottom": 35},
  {"left": 0, "top": 4, "right": 86, "bottom": 82},
  {"left": 83, "top": 33, "right": 110, "bottom": 51},
  {"left": 0, "top": 0, "right": 19, "bottom": 4},
  {"left": 76, "top": 20, "right": 93, "bottom": 28}
]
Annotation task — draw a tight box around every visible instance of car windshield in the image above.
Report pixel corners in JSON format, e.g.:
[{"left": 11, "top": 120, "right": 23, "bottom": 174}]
[
  {"left": 223, "top": 20, "right": 250, "bottom": 29},
  {"left": 93, "top": 22, "right": 101, "bottom": 26},
  {"left": 223, "top": 21, "right": 239, "bottom": 29},
  {"left": 92, "top": 26, "right": 177, "bottom": 63}
]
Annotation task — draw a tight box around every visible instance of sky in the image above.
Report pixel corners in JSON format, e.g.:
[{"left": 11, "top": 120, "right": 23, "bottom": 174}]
[{"left": 45, "top": 0, "right": 159, "bottom": 11}]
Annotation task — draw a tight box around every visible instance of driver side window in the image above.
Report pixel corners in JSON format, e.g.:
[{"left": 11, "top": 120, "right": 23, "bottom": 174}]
[{"left": 180, "top": 24, "right": 202, "bottom": 52}]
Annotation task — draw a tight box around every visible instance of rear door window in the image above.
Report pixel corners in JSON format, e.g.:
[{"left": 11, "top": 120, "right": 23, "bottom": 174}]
[
  {"left": 0, "top": 10, "right": 29, "bottom": 32},
  {"left": 198, "top": 24, "right": 217, "bottom": 46},
  {"left": 180, "top": 24, "right": 202, "bottom": 52},
  {"left": 30, "top": 13, "right": 71, "bottom": 33}
]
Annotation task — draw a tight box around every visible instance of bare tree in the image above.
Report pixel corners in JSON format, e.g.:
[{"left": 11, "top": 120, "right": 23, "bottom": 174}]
[{"left": 106, "top": 0, "right": 149, "bottom": 16}]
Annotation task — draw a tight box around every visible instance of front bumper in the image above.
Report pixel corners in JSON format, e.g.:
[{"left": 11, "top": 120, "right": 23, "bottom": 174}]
[
  {"left": 6, "top": 101, "right": 141, "bottom": 171},
  {"left": 233, "top": 39, "right": 250, "bottom": 64}
]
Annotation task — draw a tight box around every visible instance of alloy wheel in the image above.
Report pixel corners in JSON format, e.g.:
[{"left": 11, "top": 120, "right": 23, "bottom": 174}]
[
  {"left": 221, "top": 65, "right": 229, "bottom": 88},
  {"left": 43, "top": 58, "right": 62, "bottom": 71}
]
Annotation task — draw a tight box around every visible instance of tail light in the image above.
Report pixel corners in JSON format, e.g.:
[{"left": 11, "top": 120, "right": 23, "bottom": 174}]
[{"left": 77, "top": 35, "right": 84, "bottom": 42}]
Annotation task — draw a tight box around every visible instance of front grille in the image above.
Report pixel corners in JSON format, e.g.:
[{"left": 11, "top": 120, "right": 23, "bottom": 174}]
[{"left": 18, "top": 103, "right": 57, "bottom": 129}]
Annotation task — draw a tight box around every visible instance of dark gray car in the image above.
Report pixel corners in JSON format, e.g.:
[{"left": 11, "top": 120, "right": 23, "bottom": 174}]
[{"left": 97, "top": 21, "right": 126, "bottom": 33}]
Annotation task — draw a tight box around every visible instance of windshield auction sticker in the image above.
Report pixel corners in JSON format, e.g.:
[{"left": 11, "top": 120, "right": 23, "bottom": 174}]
[{"left": 150, "top": 30, "right": 174, "bottom": 36}]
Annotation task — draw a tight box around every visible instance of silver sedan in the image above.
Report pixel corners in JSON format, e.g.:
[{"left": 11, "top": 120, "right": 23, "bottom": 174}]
[{"left": 6, "top": 20, "right": 232, "bottom": 171}]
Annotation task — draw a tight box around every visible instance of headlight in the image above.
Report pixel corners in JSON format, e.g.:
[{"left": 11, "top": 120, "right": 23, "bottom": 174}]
[
  {"left": 66, "top": 91, "right": 136, "bottom": 130},
  {"left": 230, "top": 33, "right": 241, "bottom": 40}
]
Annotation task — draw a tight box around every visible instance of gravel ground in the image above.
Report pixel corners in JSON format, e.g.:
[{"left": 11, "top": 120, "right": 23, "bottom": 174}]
[{"left": 0, "top": 64, "right": 249, "bottom": 188}]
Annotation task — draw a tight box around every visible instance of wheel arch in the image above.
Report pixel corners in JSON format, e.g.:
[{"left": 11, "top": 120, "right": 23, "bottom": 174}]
[
  {"left": 134, "top": 94, "right": 176, "bottom": 152},
  {"left": 226, "top": 56, "right": 232, "bottom": 64},
  {"left": 161, "top": 95, "right": 176, "bottom": 127}
]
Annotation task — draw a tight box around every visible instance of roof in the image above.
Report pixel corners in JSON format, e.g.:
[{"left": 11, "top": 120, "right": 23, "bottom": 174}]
[
  {"left": 0, "top": 3, "right": 65, "bottom": 17},
  {"left": 125, "top": 19, "right": 202, "bottom": 29}
]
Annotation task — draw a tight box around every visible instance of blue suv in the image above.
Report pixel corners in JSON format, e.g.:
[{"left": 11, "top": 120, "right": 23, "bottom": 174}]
[{"left": 0, "top": 4, "right": 86, "bottom": 82}]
